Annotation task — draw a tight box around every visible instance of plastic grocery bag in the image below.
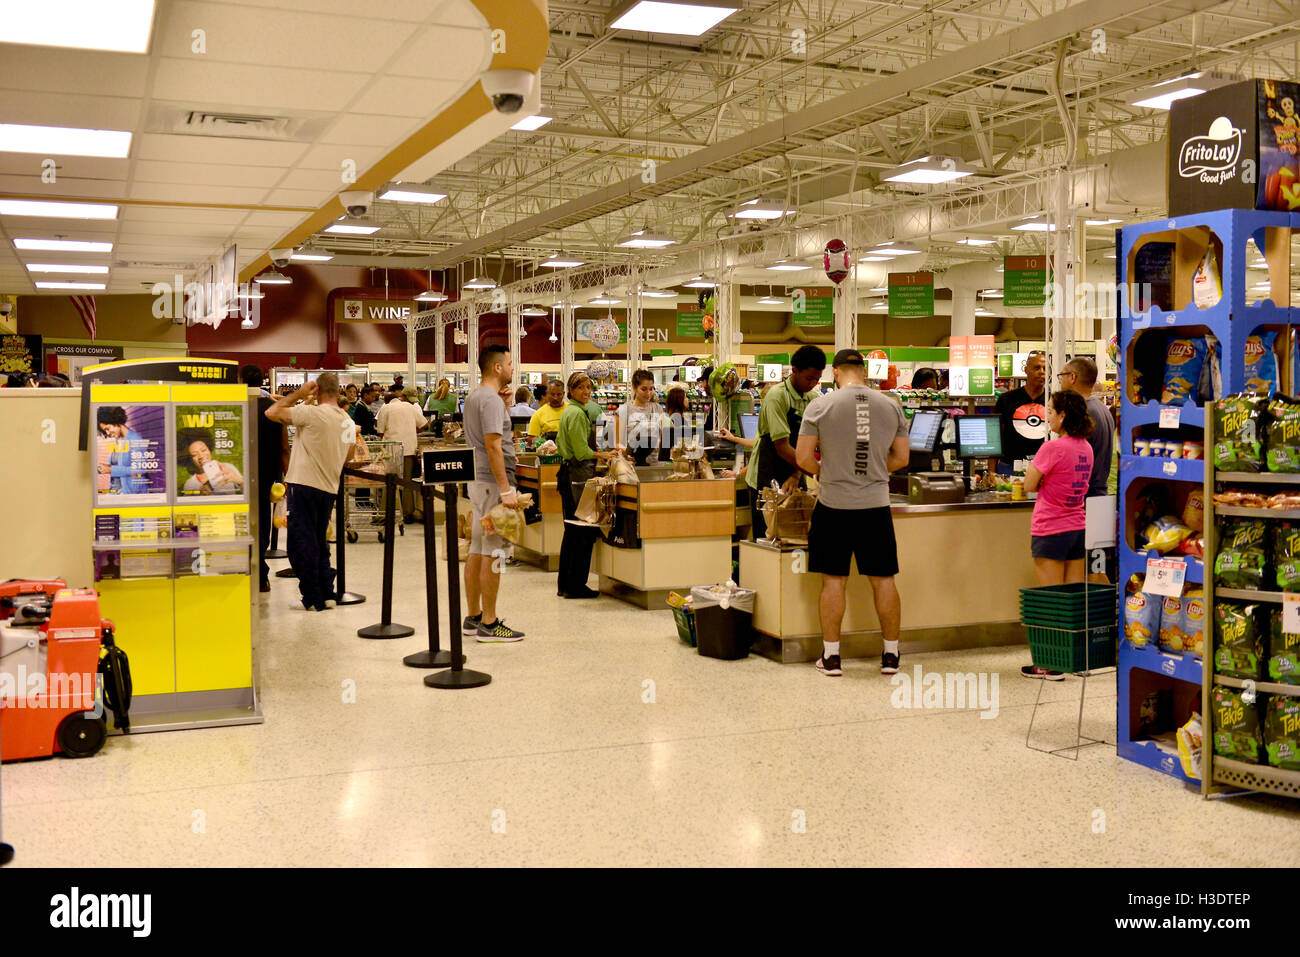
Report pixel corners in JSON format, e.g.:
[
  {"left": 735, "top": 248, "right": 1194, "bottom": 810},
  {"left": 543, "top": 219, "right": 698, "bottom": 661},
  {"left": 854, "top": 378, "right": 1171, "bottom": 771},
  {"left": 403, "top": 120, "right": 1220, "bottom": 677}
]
[{"left": 690, "top": 581, "right": 756, "bottom": 614}]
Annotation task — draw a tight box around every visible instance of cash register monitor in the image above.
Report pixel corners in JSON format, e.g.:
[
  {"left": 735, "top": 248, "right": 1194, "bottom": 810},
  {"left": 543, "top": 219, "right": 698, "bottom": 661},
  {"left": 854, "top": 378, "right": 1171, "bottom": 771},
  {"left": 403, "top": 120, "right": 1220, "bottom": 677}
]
[
  {"left": 908, "top": 411, "right": 943, "bottom": 453},
  {"left": 738, "top": 413, "right": 759, "bottom": 440},
  {"left": 957, "top": 415, "right": 1002, "bottom": 458}
]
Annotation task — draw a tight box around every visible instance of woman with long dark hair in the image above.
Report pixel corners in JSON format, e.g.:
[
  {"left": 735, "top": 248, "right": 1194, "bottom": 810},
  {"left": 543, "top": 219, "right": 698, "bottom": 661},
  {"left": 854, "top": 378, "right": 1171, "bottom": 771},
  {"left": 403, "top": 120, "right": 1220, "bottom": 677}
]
[{"left": 615, "top": 369, "right": 663, "bottom": 466}]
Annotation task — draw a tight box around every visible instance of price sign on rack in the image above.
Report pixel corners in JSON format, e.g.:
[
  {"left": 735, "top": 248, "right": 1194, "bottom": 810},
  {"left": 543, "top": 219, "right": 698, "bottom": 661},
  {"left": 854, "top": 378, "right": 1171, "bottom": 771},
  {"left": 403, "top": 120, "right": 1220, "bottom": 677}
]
[
  {"left": 1144, "top": 557, "right": 1187, "bottom": 597},
  {"left": 1284, "top": 594, "right": 1300, "bottom": 635},
  {"left": 1159, "top": 406, "right": 1180, "bottom": 430}
]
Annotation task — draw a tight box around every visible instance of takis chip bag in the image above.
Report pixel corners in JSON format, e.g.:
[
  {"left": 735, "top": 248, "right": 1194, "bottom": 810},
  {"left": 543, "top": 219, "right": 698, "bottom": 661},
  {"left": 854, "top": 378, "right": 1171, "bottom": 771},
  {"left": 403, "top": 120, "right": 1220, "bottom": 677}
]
[
  {"left": 1244, "top": 331, "right": 1278, "bottom": 397},
  {"left": 1266, "top": 394, "right": 1300, "bottom": 473},
  {"left": 1268, "top": 608, "right": 1300, "bottom": 685},
  {"left": 1263, "top": 695, "right": 1300, "bottom": 771},
  {"left": 1214, "top": 517, "right": 1267, "bottom": 590},
  {"left": 1123, "top": 575, "right": 1159, "bottom": 648},
  {"left": 1274, "top": 521, "right": 1300, "bottom": 592},
  {"left": 1211, "top": 686, "right": 1262, "bottom": 763},
  {"left": 1213, "top": 602, "right": 1262, "bottom": 679},
  {"left": 1213, "top": 394, "right": 1267, "bottom": 472}
]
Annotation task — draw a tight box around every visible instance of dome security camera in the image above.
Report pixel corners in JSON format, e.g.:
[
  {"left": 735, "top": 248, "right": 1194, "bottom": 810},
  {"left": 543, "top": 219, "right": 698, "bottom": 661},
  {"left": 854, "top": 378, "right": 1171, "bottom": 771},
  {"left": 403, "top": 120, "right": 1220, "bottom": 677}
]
[
  {"left": 338, "top": 190, "right": 374, "bottom": 217},
  {"left": 480, "top": 68, "right": 536, "bottom": 114},
  {"left": 269, "top": 248, "right": 293, "bottom": 268},
  {"left": 0, "top": 301, "right": 12, "bottom": 316}
]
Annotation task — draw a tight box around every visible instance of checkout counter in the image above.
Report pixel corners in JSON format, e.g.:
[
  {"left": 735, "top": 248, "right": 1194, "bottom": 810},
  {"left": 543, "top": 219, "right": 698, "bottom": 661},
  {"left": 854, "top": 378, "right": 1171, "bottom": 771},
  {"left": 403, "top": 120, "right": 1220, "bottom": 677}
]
[{"left": 740, "top": 405, "right": 1038, "bottom": 662}]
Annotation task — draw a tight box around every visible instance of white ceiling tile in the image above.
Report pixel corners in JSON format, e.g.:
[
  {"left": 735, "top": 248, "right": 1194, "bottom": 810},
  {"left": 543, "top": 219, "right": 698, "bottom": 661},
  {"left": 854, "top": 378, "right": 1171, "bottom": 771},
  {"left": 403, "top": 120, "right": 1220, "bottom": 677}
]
[
  {"left": 385, "top": 25, "right": 489, "bottom": 80},
  {"left": 216, "top": 0, "right": 448, "bottom": 22},
  {"left": 294, "top": 143, "right": 384, "bottom": 171},
  {"left": 135, "top": 133, "right": 309, "bottom": 167},
  {"left": 345, "top": 77, "right": 462, "bottom": 118},
  {"left": 151, "top": 58, "right": 370, "bottom": 112},
  {"left": 157, "top": 2, "right": 415, "bottom": 71},
  {"left": 0, "top": 92, "right": 144, "bottom": 132},
  {"left": 261, "top": 168, "right": 344, "bottom": 192},
  {"left": 0, "top": 175, "right": 124, "bottom": 199},
  {"left": 261, "top": 187, "right": 341, "bottom": 206},
  {"left": 126, "top": 182, "right": 270, "bottom": 205},
  {"left": 242, "top": 210, "right": 307, "bottom": 227},
  {"left": 130, "top": 159, "right": 286, "bottom": 189},
  {"left": 0, "top": 49, "right": 150, "bottom": 97},
  {"left": 120, "top": 206, "right": 248, "bottom": 226},
  {"left": 320, "top": 115, "right": 424, "bottom": 147},
  {"left": 0, "top": 156, "right": 132, "bottom": 180},
  {"left": 430, "top": 0, "right": 486, "bottom": 30}
]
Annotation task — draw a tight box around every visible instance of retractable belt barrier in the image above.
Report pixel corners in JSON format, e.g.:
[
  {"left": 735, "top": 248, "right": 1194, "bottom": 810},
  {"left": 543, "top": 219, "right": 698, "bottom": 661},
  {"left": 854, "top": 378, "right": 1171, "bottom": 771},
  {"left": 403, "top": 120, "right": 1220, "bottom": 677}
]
[{"left": 349, "top": 470, "right": 414, "bottom": 639}]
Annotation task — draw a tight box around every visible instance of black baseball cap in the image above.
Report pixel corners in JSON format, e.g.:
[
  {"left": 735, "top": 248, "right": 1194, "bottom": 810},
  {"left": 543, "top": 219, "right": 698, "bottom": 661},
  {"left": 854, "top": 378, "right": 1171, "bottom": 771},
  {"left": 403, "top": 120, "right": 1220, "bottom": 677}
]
[{"left": 832, "top": 348, "right": 865, "bottom": 367}]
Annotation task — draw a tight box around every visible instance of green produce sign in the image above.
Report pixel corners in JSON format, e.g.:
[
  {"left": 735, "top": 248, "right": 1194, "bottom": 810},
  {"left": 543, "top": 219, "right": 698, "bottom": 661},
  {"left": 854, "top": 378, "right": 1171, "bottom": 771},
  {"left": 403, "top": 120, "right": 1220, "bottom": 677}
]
[
  {"left": 755, "top": 352, "right": 790, "bottom": 364},
  {"left": 968, "top": 368, "right": 994, "bottom": 396},
  {"left": 1004, "top": 255, "right": 1048, "bottom": 307},
  {"left": 997, "top": 354, "right": 1014, "bottom": 377},
  {"left": 792, "top": 287, "right": 834, "bottom": 327},
  {"left": 676, "top": 307, "right": 705, "bottom": 338},
  {"left": 650, "top": 349, "right": 674, "bottom": 357},
  {"left": 888, "top": 272, "right": 934, "bottom": 318}
]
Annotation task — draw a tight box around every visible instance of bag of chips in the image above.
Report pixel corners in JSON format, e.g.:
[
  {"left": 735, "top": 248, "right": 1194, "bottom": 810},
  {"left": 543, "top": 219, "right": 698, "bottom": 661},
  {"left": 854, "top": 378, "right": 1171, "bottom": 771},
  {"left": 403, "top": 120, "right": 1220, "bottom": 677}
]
[
  {"left": 1182, "top": 588, "right": 1206, "bottom": 656},
  {"left": 1274, "top": 521, "right": 1300, "bottom": 592},
  {"left": 1263, "top": 695, "right": 1300, "bottom": 770},
  {"left": 1178, "top": 534, "right": 1204, "bottom": 559},
  {"left": 1211, "top": 686, "right": 1262, "bottom": 763},
  {"left": 1213, "top": 394, "right": 1267, "bottom": 472},
  {"left": 1161, "top": 337, "right": 1207, "bottom": 406},
  {"left": 1123, "top": 575, "right": 1160, "bottom": 648},
  {"left": 1192, "top": 248, "right": 1222, "bottom": 309},
  {"left": 1214, "top": 517, "right": 1267, "bottom": 590},
  {"left": 1214, "top": 602, "right": 1262, "bottom": 678},
  {"left": 1266, "top": 394, "right": 1300, "bottom": 473},
  {"left": 1141, "top": 515, "right": 1193, "bottom": 554},
  {"left": 1268, "top": 608, "right": 1300, "bottom": 685},
  {"left": 1182, "top": 489, "right": 1204, "bottom": 533},
  {"left": 1158, "top": 592, "right": 1186, "bottom": 651},
  {"left": 1244, "top": 331, "right": 1279, "bottom": 397}
]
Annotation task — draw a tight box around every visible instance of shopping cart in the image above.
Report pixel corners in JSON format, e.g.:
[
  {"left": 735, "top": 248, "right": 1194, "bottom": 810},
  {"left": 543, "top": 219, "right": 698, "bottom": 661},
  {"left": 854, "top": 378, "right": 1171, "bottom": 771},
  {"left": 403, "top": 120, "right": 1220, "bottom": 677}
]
[{"left": 344, "top": 439, "right": 404, "bottom": 542}]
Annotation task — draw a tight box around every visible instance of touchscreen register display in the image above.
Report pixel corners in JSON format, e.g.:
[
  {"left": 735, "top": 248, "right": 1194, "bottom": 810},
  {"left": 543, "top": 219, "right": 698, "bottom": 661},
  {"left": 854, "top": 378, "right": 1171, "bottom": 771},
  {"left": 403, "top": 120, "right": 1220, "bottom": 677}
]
[
  {"left": 908, "top": 411, "right": 942, "bottom": 452},
  {"left": 957, "top": 416, "right": 1002, "bottom": 457}
]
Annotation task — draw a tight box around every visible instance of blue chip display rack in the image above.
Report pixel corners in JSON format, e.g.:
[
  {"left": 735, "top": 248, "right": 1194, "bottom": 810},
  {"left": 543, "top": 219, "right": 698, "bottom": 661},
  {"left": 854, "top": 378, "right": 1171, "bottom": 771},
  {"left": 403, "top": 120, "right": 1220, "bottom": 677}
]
[{"left": 1117, "top": 207, "right": 1298, "bottom": 785}]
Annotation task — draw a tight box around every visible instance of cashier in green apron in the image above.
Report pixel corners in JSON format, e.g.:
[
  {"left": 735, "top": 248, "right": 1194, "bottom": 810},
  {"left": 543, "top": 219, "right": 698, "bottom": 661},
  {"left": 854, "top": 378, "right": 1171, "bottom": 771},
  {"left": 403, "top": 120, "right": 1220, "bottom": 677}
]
[{"left": 745, "top": 345, "right": 828, "bottom": 540}]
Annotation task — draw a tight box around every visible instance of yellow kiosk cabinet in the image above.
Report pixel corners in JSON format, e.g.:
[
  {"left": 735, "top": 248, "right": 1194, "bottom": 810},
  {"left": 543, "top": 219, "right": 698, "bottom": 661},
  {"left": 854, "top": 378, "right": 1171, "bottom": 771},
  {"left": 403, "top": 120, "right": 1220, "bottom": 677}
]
[{"left": 88, "top": 381, "right": 261, "bottom": 730}]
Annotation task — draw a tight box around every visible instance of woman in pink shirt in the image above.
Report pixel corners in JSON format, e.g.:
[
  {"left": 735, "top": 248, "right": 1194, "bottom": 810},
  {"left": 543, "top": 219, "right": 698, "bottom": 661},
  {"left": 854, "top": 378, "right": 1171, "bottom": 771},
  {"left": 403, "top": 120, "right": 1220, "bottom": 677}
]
[{"left": 1020, "top": 390, "right": 1094, "bottom": 680}]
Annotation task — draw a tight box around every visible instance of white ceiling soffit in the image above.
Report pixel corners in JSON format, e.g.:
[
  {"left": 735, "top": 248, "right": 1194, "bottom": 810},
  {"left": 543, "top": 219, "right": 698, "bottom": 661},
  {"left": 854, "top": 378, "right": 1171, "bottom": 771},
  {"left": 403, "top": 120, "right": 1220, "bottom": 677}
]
[
  {"left": 396, "top": 83, "right": 542, "bottom": 183},
  {"left": 0, "top": 0, "right": 494, "bottom": 293},
  {"left": 424, "top": 0, "right": 1226, "bottom": 268}
]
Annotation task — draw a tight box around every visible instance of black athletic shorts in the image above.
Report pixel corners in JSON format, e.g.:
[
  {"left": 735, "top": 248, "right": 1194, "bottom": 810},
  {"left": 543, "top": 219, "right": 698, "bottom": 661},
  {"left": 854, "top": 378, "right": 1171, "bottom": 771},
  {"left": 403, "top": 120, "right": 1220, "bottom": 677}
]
[
  {"left": 1031, "top": 528, "right": 1086, "bottom": 561},
  {"left": 808, "top": 501, "right": 899, "bottom": 578}
]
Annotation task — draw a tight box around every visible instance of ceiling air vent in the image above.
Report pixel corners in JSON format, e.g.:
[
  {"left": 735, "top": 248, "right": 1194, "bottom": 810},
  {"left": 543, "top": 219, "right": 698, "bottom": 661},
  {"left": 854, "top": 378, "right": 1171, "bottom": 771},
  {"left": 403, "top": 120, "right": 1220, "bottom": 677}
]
[{"left": 146, "top": 103, "right": 332, "bottom": 141}]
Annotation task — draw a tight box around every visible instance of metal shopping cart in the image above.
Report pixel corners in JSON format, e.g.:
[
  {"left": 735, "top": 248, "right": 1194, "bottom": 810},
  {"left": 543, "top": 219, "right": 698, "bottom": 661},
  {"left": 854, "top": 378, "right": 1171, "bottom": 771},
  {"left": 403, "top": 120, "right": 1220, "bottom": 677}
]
[{"left": 344, "top": 439, "right": 404, "bottom": 542}]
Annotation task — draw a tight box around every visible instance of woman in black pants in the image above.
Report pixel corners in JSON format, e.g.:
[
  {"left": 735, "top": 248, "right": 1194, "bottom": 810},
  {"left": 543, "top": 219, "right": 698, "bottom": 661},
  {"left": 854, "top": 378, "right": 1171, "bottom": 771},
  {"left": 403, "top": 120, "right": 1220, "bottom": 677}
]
[{"left": 556, "top": 371, "right": 617, "bottom": 598}]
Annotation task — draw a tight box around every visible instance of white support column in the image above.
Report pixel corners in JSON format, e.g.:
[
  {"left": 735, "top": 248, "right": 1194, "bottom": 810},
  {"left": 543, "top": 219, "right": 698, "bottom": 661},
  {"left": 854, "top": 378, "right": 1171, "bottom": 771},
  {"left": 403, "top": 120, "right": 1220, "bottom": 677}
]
[
  {"left": 507, "top": 291, "right": 521, "bottom": 380},
  {"left": 434, "top": 314, "right": 446, "bottom": 382},
  {"left": 406, "top": 320, "right": 417, "bottom": 388},
  {"left": 467, "top": 304, "right": 480, "bottom": 386},
  {"left": 561, "top": 274, "right": 575, "bottom": 381},
  {"left": 626, "top": 268, "right": 642, "bottom": 383},
  {"left": 951, "top": 287, "right": 977, "bottom": 338}
]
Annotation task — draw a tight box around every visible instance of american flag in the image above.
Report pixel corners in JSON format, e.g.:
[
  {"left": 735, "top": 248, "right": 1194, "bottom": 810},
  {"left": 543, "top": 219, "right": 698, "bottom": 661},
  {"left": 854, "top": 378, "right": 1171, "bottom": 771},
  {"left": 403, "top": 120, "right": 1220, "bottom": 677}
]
[{"left": 71, "top": 295, "right": 96, "bottom": 340}]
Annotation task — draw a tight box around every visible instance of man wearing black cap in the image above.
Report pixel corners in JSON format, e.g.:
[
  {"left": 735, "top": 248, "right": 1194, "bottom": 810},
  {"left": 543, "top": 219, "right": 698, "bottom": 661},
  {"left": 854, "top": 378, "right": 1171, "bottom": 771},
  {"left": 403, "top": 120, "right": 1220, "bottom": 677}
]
[{"left": 796, "top": 349, "right": 911, "bottom": 677}]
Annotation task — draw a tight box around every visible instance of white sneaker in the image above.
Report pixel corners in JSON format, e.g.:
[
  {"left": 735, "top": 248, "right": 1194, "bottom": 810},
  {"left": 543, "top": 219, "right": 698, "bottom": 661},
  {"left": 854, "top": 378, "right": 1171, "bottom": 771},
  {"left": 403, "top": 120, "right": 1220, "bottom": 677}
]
[
  {"left": 323, "top": 599, "right": 337, "bottom": 609},
  {"left": 289, "top": 600, "right": 317, "bottom": 611}
]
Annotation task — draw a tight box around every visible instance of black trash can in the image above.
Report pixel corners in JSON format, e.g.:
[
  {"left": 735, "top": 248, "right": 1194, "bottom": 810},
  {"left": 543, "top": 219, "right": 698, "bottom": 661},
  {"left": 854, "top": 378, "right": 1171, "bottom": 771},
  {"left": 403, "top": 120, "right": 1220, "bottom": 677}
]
[{"left": 691, "top": 585, "right": 756, "bottom": 660}]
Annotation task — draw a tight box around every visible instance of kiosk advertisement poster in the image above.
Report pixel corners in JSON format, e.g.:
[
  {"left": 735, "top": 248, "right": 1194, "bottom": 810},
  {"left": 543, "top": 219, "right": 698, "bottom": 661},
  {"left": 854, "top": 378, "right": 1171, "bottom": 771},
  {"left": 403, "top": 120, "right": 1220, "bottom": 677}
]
[
  {"left": 175, "top": 404, "right": 246, "bottom": 497},
  {"left": 93, "top": 404, "right": 169, "bottom": 506}
]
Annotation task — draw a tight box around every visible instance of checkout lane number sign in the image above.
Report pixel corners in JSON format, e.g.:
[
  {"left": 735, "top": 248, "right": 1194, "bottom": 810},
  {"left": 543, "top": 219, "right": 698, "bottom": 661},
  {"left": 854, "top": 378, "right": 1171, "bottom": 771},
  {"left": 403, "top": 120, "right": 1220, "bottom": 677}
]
[{"left": 423, "top": 448, "right": 475, "bottom": 484}]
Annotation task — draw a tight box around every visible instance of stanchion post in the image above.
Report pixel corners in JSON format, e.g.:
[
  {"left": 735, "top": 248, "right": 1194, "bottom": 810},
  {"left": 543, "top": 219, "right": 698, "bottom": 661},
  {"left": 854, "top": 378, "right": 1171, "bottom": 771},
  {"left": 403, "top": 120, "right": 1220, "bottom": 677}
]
[
  {"left": 425, "top": 480, "right": 490, "bottom": 689},
  {"left": 403, "top": 482, "right": 463, "bottom": 669},
  {"left": 357, "top": 472, "right": 414, "bottom": 639},
  {"left": 334, "top": 476, "right": 365, "bottom": 605},
  {"left": 267, "top": 523, "right": 287, "bottom": 559}
]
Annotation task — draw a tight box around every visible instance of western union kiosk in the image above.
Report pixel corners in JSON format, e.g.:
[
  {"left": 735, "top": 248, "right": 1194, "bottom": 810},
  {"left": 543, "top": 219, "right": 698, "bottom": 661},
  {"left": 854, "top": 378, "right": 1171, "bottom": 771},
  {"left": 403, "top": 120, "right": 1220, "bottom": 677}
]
[{"left": 86, "top": 358, "right": 261, "bottom": 731}]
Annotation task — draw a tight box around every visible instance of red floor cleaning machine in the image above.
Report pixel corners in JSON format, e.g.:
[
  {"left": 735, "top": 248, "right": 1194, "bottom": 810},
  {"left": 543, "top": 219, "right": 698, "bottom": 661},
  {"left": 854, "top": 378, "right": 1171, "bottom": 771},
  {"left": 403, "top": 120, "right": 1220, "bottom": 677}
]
[{"left": 0, "top": 579, "right": 131, "bottom": 762}]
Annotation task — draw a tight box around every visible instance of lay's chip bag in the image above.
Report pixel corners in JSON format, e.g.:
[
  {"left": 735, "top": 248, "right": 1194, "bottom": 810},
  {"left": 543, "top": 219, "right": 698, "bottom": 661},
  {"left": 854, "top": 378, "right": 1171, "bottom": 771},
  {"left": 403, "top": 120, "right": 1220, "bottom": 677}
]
[
  {"left": 1158, "top": 592, "right": 1186, "bottom": 651},
  {"left": 1244, "top": 331, "right": 1278, "bottom": 397},
  {"left": 1161, "top": 336, "right": 1206, "bottom": 406},
  {"left": 1181, "top": 588, "right": 1206, "bottom": 657},
  {"left": 1123, "top": 575, "right": 1159, "bottom": 648}
]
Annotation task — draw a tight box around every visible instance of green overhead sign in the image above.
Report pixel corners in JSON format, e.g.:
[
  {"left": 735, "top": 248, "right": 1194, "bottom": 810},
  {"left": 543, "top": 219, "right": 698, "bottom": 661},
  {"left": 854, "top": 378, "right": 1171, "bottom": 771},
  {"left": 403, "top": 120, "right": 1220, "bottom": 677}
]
[
  {"left": 676, "top": 307, "right": 705, "bottom": 338},
  {"left": 887, "top": 272, "right": 935, "bottom": 318},
  {"left": 1004, "top": 255, "right": 1048, "bottom": 307},
  {"left": 792, "top": 287, "right": 834, "bottom": 327}
]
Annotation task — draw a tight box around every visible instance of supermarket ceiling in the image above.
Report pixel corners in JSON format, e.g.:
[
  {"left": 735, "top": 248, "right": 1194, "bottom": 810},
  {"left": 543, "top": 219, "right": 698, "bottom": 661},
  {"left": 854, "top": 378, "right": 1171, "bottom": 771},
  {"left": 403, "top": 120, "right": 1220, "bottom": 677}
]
[
  {"left": 0, "top": 0, "right": 544, "bottom": 294},
  {"left": 4, "top": 0, "right": 1300, "bottom": 295}
]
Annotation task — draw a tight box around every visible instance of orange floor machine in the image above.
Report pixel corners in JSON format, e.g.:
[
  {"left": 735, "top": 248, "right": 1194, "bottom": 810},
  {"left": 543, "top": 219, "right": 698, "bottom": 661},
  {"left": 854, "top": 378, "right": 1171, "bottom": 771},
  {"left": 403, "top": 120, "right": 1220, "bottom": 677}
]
[{"left": 0, "top": 580, "right": 131, "bottom": 761}]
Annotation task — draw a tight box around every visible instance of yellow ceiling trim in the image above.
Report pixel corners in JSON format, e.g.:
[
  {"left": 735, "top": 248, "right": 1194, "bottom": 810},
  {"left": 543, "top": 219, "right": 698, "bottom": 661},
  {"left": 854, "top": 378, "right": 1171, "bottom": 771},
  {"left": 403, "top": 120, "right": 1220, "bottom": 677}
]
[{"left": 239, "top": 0, "right": 550, "bottom": 284}]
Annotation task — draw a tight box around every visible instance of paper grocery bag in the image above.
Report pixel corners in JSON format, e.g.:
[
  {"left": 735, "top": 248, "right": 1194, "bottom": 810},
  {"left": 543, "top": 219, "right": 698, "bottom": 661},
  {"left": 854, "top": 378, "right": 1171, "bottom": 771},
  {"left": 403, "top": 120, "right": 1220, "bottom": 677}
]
[{"left": 574, "top": 476, "right": 617, "bottom": 527}]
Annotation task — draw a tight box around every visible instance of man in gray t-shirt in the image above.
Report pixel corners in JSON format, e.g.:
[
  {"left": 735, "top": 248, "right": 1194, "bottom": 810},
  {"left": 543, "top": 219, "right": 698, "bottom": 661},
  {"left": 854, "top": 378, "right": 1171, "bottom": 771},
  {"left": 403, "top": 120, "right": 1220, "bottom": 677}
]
[
  {"left": 1061, "top": 357, "right": 1114, "bottom": 497},
  {"left": 795, "top": 350, "right": 912, "bottom": 680}
]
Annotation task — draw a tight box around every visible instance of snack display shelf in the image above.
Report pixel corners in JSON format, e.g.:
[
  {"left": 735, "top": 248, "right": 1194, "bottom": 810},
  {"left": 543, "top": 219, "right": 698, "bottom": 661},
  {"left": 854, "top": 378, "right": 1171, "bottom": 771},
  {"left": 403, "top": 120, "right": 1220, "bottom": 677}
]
[
  {"left": 1118, "top": 548, "right": 1203, "bottom": 585},
  {"left": 1211, "top": 756, "right": 1300, "bottom": 798},
  {"left": 1122, "top": 454, "right": 1204, "bottom": 483},
  {"left": 92, "top": 536, "right": 254, "bottom": 550},
  {"left": 1216, "top": 588, "right": 1287, "bottom": 603},
  {"left": 1212, "top": 674, "right": 1300, "bottom": 698},
  {"left": 1122, "top": 640, "right": 1205, "bottom": 684},
  {"left": 1117, "top": 737, "right": 1198, "bottom": 784},
  {"left": 1215, "top": 506, "right": 1300, "bottom": 520},
  {"left": 1123, "top": 401, "right": 1206, "bottom": 432},
  {"left": 1215, "top": 472, "right": 1300, "bottom": 484}
]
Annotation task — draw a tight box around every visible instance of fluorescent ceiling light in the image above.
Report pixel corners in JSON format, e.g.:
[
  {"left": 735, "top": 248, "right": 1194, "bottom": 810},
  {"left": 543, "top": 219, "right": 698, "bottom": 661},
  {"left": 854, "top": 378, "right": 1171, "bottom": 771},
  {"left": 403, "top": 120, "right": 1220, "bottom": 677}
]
[
  {"left": 1086, "top": 217, "right": 1122, "bottom": 226},
  {"left": 639, "top": 287, "right": 678, "bottom": 298},
  {"left": 415, "top": 290, "right": 448, "bottom": 302},
  {"left": 956, "top": 237, "right": 996, "bottom": 246},
  {"left": 520, "top": 305, "right": 549, "bottom": 316},
  {"left": 1012, "top": 218, "right": 1055, "bottom": 232},
  {"left": 0, "top": 0, "right": 156, "bottom": 54},
  {"left": 766, "top": 260, "right": 807, "bottom": 271},
  {"left": 980, "top": 289, "right": 1003, "bottom": 298},
  {"left": 255, "top": 270, "right": 291, "bottom": 285},
  {"left": 589, "top": 293, "right": 622, "bottom": 305},
  {"left": 14, "top": 238, "right": 112, "bottom": 252},
  {"left": 241, "top": 287, "right": 266, "bottom": 300},
  {"left": 463, "top": 275, "right": 497, "bottom": 290},
  {"left": 291, "top": 247, "right": 333, "bottom": 262},
  {"left": 25, "top": 263, "right": 108, "bottom": 274},
  {"left": 618, "top": 228, "right": 677, "bottom": 248},
  {"left": 0, "top": 123, "right": 131, "bottom": 158},
  {"left": 682, "top": 276, "right": 717, "bottom": 288},
  {"left": 869, "top": 243, "right": 921, "bottom": 257},
  {"left": 511, "top": 114, "right": 553, "bottom": 132},
  {"left": 858, "top": 255, "right": 891, "bottom": 262},
  {"left": 882, "top": 155, "right": 973, "bottom": 184},
  {"left": 730, "top": 197, "right": 796, "bottom": 220},
  {"left": 610, "top": 0, "right": 738, "bottom": 36},
  {"left": 377, "top": 184, "right": 446, "bottom": 204},
  {"left": 0, "top": 199, "right": 117, "bottom": 220},
  {"left": 1128, "top": 72, "right": 1237, "bottom": 111},
  {"left": 324, "top": 217, "right": 380, "bottom": 234},
  {"left": 34, "top": 281, "right": 105, "bottom": 290},
  {"left": 869, "top": 285, "right": 887, "bottom": 292},
  {"left": 539, "top": 253, "right": 585, "bottom": 268},
  {"left": 756, "top": 296, "right": 785, "bottom": 305},
  {"left": 1103, "top": 254, "right": 1116, "bottom": 260}
]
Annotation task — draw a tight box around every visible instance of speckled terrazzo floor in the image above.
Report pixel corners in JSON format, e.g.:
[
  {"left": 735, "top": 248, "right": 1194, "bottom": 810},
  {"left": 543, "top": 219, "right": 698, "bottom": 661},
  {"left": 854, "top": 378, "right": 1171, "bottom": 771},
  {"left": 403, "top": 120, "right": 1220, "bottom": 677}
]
[{"left": 3, "top": 523, "right": 1296, "bottom": 867}]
